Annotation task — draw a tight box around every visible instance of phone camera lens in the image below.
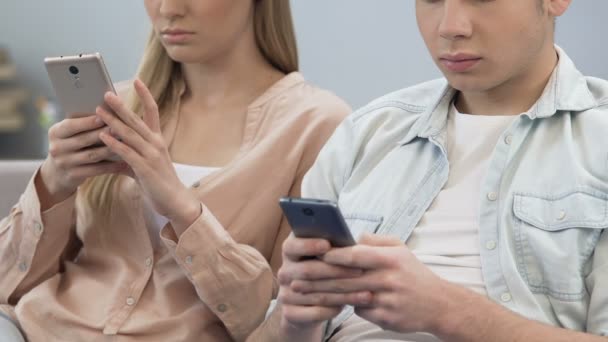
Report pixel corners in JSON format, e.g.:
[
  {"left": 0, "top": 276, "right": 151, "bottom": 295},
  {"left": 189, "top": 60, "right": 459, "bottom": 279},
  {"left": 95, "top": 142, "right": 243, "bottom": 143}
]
[
  {"left": 302, "top": 208, "right": 314, "bottom": 216},
  {"left": 69, "top": 66, "right": 79, "bottom": 75}
]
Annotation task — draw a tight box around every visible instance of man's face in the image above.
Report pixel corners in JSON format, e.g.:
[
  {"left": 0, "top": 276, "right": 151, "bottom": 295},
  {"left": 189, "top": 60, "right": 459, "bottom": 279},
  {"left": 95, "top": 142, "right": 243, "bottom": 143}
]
[{"left": 416, "top": 0, "right": 554, "bottom": 93}]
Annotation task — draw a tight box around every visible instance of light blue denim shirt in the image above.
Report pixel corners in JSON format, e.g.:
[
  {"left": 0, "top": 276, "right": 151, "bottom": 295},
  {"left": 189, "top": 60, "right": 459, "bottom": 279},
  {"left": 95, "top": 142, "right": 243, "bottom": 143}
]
[{"left": 302, "top": 47, "right": 608, "bottom": 339}]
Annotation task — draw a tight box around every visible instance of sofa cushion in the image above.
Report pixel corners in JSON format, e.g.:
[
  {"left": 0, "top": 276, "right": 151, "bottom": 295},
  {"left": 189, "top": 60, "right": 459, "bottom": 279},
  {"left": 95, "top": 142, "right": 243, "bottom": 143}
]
[{"left": 0, "top": 160, "right": 42, "bottom": 216}]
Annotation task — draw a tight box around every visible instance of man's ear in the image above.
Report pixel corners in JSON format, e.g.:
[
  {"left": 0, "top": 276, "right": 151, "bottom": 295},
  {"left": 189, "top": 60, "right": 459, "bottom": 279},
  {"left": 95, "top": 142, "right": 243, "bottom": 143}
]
[{"left": 547, "top": 0, "right": 572, "bottom": 17}]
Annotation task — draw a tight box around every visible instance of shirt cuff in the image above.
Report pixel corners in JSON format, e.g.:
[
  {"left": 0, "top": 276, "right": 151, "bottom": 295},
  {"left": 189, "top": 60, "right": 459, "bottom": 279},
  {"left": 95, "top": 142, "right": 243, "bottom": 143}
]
[
  {"left": 20, "top": 169, "right": 76, "bottom": 236},
  {"left": 160, "top": 202, "right": 231, "bottom": 245},
  {"left": 159, "top": 203, "right": 273, "bottom": 340}
]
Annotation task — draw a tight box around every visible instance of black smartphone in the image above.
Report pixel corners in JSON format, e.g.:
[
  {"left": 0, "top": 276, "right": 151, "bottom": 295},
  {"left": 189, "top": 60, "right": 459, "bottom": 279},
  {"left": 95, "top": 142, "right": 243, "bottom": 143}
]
[{"left": 279, "top": 197, "right": 356, "bottom": 247}]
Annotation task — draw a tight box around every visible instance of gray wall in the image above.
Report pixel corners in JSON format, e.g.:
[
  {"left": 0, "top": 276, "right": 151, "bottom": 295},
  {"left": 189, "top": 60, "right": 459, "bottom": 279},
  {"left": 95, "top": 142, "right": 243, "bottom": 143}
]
[
  {"left": 0, "top": 1, "right": 607, "bottom": 157},
  {"left": 1, "top": 1, "right": 150, "bottom": 101},
  {"left": 4, "top": 1, "right": 606, "bottom": 109},
  {"left": 294, "top": 0, "right": 608, "bottom": 108}
]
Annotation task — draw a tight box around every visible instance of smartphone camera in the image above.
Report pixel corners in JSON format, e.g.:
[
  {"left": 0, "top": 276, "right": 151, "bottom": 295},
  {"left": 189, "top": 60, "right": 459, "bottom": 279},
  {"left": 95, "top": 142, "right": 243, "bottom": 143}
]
[
  {"left": 69, "top": 66, "right": 79, "bottom": 75},
  {"left": 302, "top": 208, "right": 314, "bottom": 216}
]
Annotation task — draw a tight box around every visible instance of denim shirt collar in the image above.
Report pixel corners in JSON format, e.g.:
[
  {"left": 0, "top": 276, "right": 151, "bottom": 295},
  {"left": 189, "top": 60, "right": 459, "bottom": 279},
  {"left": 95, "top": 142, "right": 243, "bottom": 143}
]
[{"left": 399, "top": 46, "right": 597, "bottom": 146}]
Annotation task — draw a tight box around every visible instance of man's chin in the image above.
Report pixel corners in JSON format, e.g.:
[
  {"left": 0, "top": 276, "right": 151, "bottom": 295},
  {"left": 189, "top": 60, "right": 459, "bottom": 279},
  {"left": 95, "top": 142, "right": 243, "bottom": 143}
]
[{"left": 445, "top": 76, "right": 493, "bottom": 94}]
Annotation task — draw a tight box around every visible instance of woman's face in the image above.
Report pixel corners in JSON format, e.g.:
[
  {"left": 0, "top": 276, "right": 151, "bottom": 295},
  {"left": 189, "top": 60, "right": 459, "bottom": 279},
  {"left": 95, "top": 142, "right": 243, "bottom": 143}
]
[{"left": 144, "top": 0, "right": 256, "bottom": 64}]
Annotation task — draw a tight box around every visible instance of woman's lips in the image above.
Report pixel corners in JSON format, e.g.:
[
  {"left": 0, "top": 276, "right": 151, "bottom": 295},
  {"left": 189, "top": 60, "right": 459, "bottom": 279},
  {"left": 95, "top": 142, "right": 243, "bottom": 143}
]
[{"left": 161, "top": 30, "right": 194, "bottom": 44}]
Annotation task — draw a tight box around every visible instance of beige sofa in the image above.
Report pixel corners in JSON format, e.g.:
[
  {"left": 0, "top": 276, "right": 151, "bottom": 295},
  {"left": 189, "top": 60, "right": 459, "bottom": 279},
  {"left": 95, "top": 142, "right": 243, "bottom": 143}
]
[{"left": 0, "top": 160, "right": 43, "bottom": 216}]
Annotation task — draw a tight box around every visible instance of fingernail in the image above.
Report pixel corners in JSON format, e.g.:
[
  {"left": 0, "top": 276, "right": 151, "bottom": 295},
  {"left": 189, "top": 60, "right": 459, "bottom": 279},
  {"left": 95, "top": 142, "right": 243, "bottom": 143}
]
[
  {"left": 359, "top": 292, "right": 372, "bottom": 304},
  {"left": 317, "top": 241, "right": 330, "bottom": 252}
]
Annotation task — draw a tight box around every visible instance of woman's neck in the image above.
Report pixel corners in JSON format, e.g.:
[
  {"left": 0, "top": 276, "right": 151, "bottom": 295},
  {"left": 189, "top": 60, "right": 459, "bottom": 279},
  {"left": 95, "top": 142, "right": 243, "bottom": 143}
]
[{"left": 180, "top": 34, "right": 285, "bottom": 111}]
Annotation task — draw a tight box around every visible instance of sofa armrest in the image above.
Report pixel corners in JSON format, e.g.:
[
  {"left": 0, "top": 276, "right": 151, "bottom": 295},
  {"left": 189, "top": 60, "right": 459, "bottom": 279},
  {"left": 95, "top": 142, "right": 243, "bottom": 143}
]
[{"left": 0, "top": 160, "right": 43, "bottom": 216}]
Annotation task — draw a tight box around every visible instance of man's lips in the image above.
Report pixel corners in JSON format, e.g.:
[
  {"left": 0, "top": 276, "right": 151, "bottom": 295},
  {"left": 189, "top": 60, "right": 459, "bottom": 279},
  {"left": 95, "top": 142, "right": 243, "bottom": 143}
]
[{"left": 439, "top": 54, "right": 482, "bottom": 72}]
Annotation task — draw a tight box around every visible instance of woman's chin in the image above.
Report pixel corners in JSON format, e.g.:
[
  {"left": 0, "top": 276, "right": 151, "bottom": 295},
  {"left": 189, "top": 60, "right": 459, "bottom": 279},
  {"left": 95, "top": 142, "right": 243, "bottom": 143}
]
[{"left": 164, "top": 47, "right": 207, "bottom": 64}]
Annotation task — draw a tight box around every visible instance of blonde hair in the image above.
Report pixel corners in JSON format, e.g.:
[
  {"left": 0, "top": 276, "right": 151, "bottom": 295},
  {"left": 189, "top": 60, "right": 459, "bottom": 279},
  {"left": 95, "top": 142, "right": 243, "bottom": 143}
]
[
  {"left": 81, "top": 0, "right": 299, "bottom": 213},
  {"left": 255, "top": 0, "right": 299, "bottom": 74}
]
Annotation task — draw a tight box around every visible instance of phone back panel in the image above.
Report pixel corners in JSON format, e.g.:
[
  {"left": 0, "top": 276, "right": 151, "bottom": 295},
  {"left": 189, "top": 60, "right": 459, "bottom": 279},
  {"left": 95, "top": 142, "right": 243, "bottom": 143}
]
[
  {"left": 44, "top": 53, "right": 115, "bottom": 117},
  {"left": 279, "top": 198, "right": 356, "bottom": 247}
]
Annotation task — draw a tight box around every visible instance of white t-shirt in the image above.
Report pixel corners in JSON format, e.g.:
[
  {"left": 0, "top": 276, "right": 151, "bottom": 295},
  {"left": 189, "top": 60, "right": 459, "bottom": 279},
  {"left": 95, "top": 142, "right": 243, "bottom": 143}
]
[
  {"left": 329, "top": 105, "right": 517, "bottom": 342},
  {"left": 143, "top": 163, "right": 219, "bottom": 250}
]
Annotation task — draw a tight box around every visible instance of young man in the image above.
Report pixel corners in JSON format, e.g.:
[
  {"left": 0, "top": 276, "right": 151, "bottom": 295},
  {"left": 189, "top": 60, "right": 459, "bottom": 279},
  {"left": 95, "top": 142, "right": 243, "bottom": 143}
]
[{"left": 249, "top": 0, "right": 608, "bottom": 341}]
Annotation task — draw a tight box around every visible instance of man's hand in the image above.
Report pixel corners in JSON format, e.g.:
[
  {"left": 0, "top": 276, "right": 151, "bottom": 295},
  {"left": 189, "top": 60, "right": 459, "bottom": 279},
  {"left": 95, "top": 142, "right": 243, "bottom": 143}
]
[
  {"left": 276, "top": 235, "right": 371, "bottom": 340},
  {"left": 290, "top": 233, "right": 451, "bottom": 334}
]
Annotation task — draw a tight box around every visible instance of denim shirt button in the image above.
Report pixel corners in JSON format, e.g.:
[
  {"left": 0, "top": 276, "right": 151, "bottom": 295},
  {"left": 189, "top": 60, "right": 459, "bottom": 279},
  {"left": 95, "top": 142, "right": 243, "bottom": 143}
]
[
  {"left": 557, "top": 210, "right": 567, "bottom": 221},
  {"left": 485, "top": 240, "right": 497, "bottom": 250},
  {"left": 500, "top": 293, "right": 512, "bottom": 302},
  {"left": 504, "top": 135, "right": 513, "bottom": 145},
  {"left": 487, "top": 192, "right": 498, "bottom": 201}
]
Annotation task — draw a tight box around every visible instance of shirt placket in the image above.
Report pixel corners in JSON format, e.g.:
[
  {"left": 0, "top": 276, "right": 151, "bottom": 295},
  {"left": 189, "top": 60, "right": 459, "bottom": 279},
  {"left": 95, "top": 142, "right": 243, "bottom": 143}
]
[
  {"left": 103, "top": 189, "right": 155, "bottom": 335},
  {"left": 478, "top": 119, "right": 522, "bottom": 309},
  {"left": 102, "top": 256, "right": 154, "bottom": 335}
]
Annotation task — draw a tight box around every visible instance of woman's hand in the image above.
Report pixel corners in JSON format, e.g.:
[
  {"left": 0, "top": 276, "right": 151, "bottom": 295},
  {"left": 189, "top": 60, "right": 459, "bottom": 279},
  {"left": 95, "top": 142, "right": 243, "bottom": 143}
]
[
  {"left": 38, "top": 114, "right": 125, "bottom": 210},
  {"left": 97, "top": 79, "right": 201, "bottom": 233}
]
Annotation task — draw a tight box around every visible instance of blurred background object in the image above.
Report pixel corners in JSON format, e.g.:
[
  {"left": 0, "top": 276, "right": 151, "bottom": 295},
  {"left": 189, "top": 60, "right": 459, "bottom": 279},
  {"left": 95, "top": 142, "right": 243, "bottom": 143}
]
[
  {"left": 0, "top": 47, "right": 28, "bottom": 135},
  {"left": 0, "top": 1, "right": 149, "bottom": 160}
]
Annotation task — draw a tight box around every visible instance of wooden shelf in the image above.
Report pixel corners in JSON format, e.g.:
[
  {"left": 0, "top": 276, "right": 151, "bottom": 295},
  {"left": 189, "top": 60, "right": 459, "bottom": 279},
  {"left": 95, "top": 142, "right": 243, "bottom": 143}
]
[
  {"left": 0, "top": 65, "right": 17, "bottom": 82},
  {"left": 0, "top": 114, "right": 25, "bottom": 132},
  {"left": 0, "top": 49, "right": 27, "bottom": 133},
  {"left": 0, "top": 88, "right": 28, "bottom": 113}
]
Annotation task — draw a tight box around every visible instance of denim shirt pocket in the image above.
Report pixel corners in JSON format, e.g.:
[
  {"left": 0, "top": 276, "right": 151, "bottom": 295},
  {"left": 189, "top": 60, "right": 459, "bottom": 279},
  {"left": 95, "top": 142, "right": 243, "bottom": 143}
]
[
  {"left": 343, "top": 214, "right": 383, "bottom": 241},
  {"left": 512, "top": 189, "right": 608, "bottom": 301}
]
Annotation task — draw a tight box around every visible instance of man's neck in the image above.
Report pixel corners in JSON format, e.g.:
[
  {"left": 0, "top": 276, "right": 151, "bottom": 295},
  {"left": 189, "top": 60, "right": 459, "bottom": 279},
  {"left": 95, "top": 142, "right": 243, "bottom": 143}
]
[{"left": 455, "top": 47, "right": 559, "bottom": 116}]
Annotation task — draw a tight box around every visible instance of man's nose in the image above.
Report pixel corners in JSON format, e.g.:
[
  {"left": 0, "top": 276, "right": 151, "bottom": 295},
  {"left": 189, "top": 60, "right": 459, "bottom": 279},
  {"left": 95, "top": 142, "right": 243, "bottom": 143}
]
[{"left": 438, "top": 0, "right": 473, "bottom": 41}]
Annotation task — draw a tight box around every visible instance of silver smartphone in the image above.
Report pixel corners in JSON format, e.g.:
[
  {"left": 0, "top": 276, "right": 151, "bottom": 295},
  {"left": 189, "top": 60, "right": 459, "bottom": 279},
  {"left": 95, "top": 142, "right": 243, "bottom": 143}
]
[
  {"left": 279, "top": 197, "right": 356, "bottom": 247},
  {"left": 44, "top": 52, "right": 116, "bottom": 118}
]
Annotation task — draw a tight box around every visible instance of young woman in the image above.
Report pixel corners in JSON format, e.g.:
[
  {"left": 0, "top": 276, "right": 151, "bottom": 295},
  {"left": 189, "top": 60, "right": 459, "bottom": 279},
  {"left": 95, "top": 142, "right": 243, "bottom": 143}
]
[{"left": 0, "top": 1, "right": 350, "bottom": 341}]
